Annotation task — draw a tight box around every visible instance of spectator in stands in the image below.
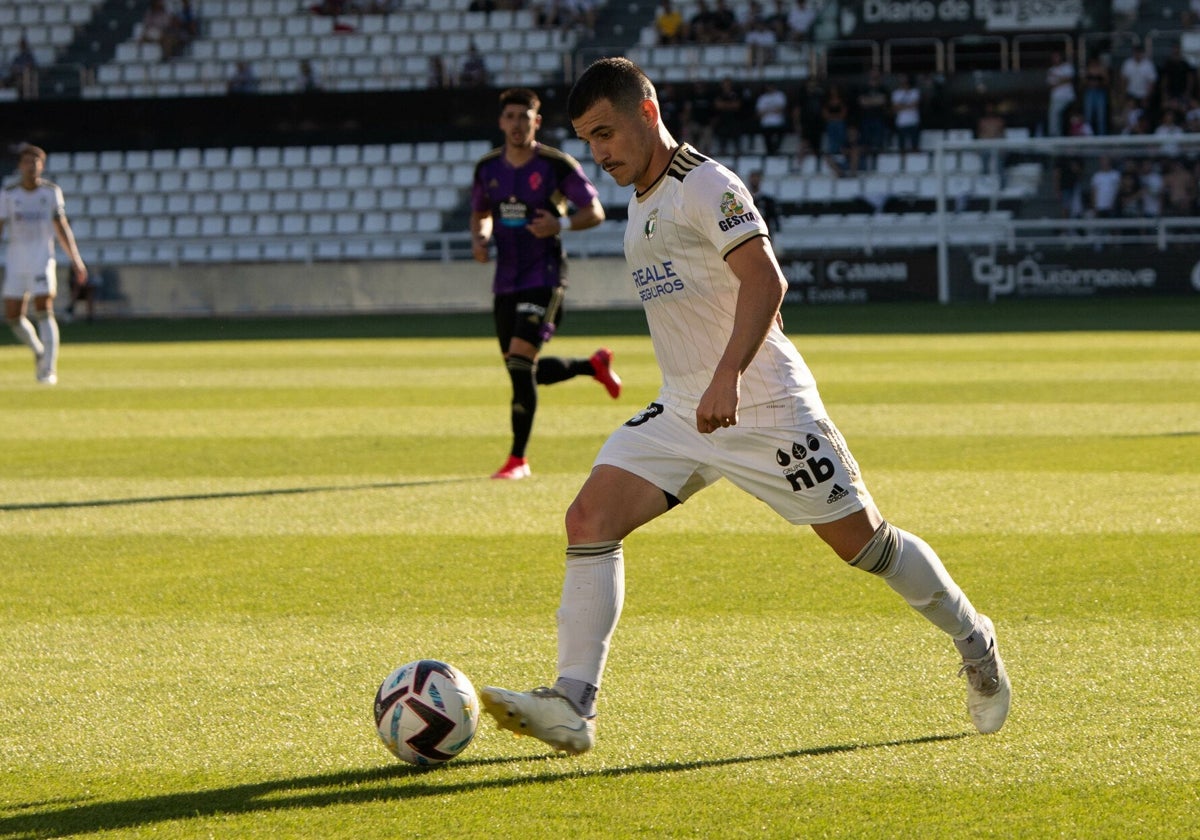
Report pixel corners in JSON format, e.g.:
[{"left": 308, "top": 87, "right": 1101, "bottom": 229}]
[
  {"left": 821, "top": 84, "right": 852, "bottom": 176},
  {"left": 756, "top": 81, "right": 790, "bottom": 155},
  {"left": 468, "top": 87, "right": 614, "bottom": 480},
  {"left": 169, "top": 0, "right": 200, "bottom": 57},
  {"left": 658, "top": 82, "right": 686, "bottom": 139},
  {"left": 856, "top": 67, "right": 890, "bottom": 169},
  {"left": 763, "top": 0, "right": 789, "bottom": 41},
  {"left": 747, "top": 169, "right": 781, "bottom": 235},
  {"left": 1053, "top": 153, "right": 1085, "bottom": 223},
  {"left": 1185, "top": 95, "right": 1200, "bottom": 132},
  {"left": 294, "top": 59, "right": 323, "bottom": 93},
  {"left": 786, "top": 0, "right": 815, "bottom": 42},
  {"left": 707, "top": 0, "right": 741, "bottom": 43},
  {"left": 1158, "top": 43, "right": 1195, "bottom": 116},
  {"left": 1154, "top": 108, "right": 1185, "bottom": 157},
  {"left": 1116, "top": 162, "right": 1144, "bottom": 222},
  {"left": 1066, "top": 107, "right": 1093, "bottom": 137},
  {"left": 1120, "top": 47, "right": 1158, "bottom": 112},
  {"left": 1089, "top": 154, "right": 1122, "bottom": 249},
  {"left": 1082, "top": 55, "right": 1110, "bottom": 136},
  {"left": 1090, "top": 155, "right": 1121, "bottom": 219},
  {"left": 1045, "top": 51, "right": 1076, "bottom": 137},
  {"left": 975, "top": 99, "right": 1006, "bottom": 184},
  {"left": 794, "top": 73, "right": 826, "bottom": 169},
  {"left": 1139, "top": 158, "right": 1164, "bottom": 218},
  {"left": 682, "top": 81, "right": 716, "bottom": 152},
  {"left": 428, "top": 56, "right": 448, "bottom": 88},
  {"left": 745, "top": 17, "right": 778, "bottom": 67},
  {"left": 227, "top": 61, "right": 259, "bottom": 94},
  {"left": 713, "top": 76, "right": 750, "bottom": 156},
  {"left": 140, "top": 0, "right": 175, "bottom": 57},
  {"left": 655, "top": 0, "right": 685, "bottom": 45},
  {"left": 1162, "top": 157, "right": 1197, "bottom": 215},
  {"left": 687, "top": 0, "right": 716, "bottom": 43},
  {"left": 460, "top": 39, "right": 489, "bottom": 88},
  {"left": 1, "top": 145, "right": 87, "bottom": 385},
  {"left": 1114, "top": 94, "right": 1146, "bottom": 135},
  {"left": 4, "top": 37, "right": 37, "bottom": 96},
  {"left": 891, "top": 72, "right": 921, "bottom": 157},
  {"left": 531, "top": 0, "right": 562, "bottom": 28},
  {"left": 571, "top": 0, "right": 600, "bottom": 39},
  {"left": 1183, "top": 0, "right": 1200, "bottom": 29}
]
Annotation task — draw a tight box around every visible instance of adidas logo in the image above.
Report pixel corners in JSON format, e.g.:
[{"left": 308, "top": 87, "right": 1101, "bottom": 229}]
[{"left": 826, "top": 484, "right": 848, "bottom": 504}]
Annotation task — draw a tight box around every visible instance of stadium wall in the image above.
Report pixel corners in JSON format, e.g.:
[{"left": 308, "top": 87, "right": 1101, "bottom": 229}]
[{"left": 104, "top": 257, "right": 634, "bottom": 317}]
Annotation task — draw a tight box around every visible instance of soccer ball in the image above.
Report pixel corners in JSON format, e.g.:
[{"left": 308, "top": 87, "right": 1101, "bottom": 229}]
[{"left": 373, "top": 659, "right": 479, "bottom": 766}]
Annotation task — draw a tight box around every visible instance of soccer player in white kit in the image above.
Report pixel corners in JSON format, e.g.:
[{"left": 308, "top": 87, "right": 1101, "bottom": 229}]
[
  {"left": 1, "top": 144, "right": 87, "bottom": 385},
  {"left": 480, "top": 58, "right": 1011, "bottom": 754}
]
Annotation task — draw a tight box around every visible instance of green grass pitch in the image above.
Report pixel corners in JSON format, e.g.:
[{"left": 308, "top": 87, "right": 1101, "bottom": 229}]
[{"left": 1, "top": 298, "right": 1197, "bottom": 839}]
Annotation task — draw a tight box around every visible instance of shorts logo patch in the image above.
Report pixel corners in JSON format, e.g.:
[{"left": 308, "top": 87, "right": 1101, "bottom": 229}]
[{"left": 625, "top": 402, "right": 664, "bottom": 427}]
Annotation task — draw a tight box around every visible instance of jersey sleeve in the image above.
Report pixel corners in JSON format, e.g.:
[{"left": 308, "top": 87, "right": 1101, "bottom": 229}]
[
  {"left": 52, "top": 184, "right": 67, "bottom": 218},
  {"left": 679, "top": 162, "right": 768, "bottom": 258},
  {"left": 470, "top": 160, "right": 491, "bottom": 214},
  {"left": 558, "top": 154, "right": 600, "bottom": 210}
]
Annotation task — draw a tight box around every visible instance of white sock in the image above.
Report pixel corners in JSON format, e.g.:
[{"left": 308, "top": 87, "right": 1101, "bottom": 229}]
[
  {"left": 555, "top": 540, "right": 624, "bottom": 716},
  {"left": 849, "top": 522, "right": 977, "bottom": 640},
  {"left": 8, "top": 316, "right": 44, "bottom": 357},
  {"left": 33, "top": 311, "right": 58, "bottom": 372}
]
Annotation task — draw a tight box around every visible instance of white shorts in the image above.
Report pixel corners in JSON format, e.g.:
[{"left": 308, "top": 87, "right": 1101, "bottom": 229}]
[
  {"left": 594, "top": 403, "right": 873, "bottom": 525},
  {"left": 2, "top": 266, "right": 57, "bottom": 300}
]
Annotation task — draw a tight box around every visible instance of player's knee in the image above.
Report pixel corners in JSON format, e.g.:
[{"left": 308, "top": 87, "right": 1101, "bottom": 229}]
[{"left": 565, "top": 494, "right": 606, "bottom": 544}]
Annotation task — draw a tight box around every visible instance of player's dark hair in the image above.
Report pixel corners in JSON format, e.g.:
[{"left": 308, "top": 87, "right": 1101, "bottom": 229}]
[
  {"left": 567, "top": 57, "right": 656, "bottom": 122},
  {"left": 498, "top": 87, "right": 540, "bottom": 114}
]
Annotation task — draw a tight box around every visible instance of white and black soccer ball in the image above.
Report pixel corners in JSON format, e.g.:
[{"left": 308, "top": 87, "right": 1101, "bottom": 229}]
[{"left": 373, "top": 659, "right": 479, "bottom": 766}]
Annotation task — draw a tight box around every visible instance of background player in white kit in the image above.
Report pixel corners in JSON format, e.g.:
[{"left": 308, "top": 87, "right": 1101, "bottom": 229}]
[
  {"left": 481, "top": 57, "right": 1011, "bottom": 754},
  {"left": 1, "top": 144, "right": 87, "bottom": 385}
]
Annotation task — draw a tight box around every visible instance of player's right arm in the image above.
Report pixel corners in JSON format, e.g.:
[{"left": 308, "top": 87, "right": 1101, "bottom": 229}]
[{"left": 470, "top": 209, "right": 493, "bottom": 263}]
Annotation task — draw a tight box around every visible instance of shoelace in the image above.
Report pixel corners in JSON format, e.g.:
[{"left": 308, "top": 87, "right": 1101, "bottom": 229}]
[{"left": 958, "top": 651, "right": 1000, "bottom": 696}]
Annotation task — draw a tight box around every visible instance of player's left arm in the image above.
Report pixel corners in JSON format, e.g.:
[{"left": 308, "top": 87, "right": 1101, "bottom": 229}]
[
  {"left": 695, "top": 236, "right": 786, "bottom": 434},
  {"left": 53, "top": 213, "right": 88, "bottom": 285},
  {"left": 528, "top": 195, "right": 605, "bottom": 238}
]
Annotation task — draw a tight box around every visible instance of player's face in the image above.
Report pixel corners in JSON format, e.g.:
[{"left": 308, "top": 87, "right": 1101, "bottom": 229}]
[
  {"left": 572, "top": 97, "right": 656, "bottom": 191},
  {"left": 499, "top": 104, "right": 540, "bottom": 150},
  {"left": 17, "top": 153, "right": 43, "bottom": 184}
]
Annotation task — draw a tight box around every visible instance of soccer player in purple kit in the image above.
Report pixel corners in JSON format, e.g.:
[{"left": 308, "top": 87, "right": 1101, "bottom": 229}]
[{"left": 471, "top": 87, "right": 622, "bottom": 481}]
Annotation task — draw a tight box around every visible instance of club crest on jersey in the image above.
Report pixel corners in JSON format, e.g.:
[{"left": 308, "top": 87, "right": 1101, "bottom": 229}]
[{"left": 644, "top": 209, "right": 658, "bottom": 240}]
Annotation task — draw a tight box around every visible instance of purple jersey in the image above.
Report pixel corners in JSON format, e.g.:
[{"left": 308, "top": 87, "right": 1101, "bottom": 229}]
[{"left": 471, "top": 142, "right": 599, "bottom": 295}]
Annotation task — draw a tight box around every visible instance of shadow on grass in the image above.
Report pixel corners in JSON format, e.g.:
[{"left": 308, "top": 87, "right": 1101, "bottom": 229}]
[
  {"left": 0, "top": 477, "right": 480, "bottom": 512},
  {"left": 0, "top": 733, "right": 969, "bottom": 838}
]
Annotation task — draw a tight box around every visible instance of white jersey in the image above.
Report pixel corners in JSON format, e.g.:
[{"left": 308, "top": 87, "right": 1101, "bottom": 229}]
[
  {"left": 623, "top": 145, "right": 826, "bottom": 426},
  {"left": 0, "top": 179, "right": 65, "bottom": 278}
]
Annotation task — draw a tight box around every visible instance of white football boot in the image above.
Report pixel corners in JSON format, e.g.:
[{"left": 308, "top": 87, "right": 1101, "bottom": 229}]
[
  {"left": 480, "top": 686, "right": 595, "bottom": 755},
  {"left": 958, "top": 614, "right": 1011, "bottom": 734}
]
